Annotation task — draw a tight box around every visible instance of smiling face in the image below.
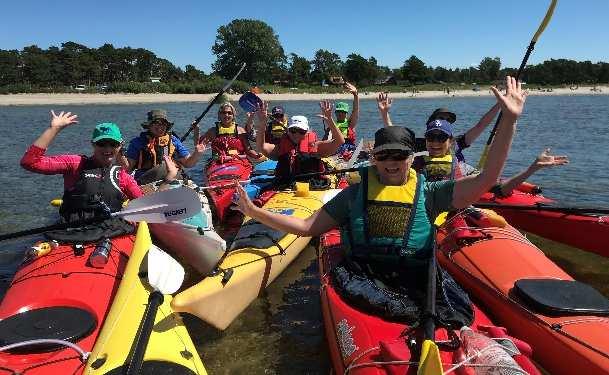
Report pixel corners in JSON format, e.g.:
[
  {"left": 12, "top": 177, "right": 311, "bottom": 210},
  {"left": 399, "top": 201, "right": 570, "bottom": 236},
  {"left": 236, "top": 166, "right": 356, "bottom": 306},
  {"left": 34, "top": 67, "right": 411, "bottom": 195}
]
[
  {"left": 149, "top": 120, "right": 169, "bottom": 138},
  {"left": 287, "top": 127, "right": 307, "bottom": 143},
  {"left": 92, "top": 139, "right": 121, "bottom": 167},
  {"left": 218, "top": 104, "right": 235, "bottom": 126},
  {"left": 425, "top": 131, "right": 452, "bottom": 157},
  {"left": 373, "top": 150, "right": 414, "bottom": 185},
  {"left": 335, "top": 111, "right": 348, "bottom": 122}
]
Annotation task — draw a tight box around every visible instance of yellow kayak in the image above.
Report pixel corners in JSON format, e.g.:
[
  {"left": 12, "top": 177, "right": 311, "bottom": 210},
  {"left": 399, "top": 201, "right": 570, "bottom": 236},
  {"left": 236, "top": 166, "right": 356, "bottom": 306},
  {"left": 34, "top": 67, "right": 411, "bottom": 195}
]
[
  {"left": 85, "top": 222, "right": 207, "bottom": 374},
  {"left": 171, "top": 189, "right": 328, "bottom": 330}
]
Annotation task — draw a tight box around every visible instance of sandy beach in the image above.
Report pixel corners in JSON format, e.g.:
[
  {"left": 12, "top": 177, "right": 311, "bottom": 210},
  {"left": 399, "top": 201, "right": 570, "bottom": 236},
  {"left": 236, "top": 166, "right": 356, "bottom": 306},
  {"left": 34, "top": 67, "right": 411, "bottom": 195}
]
[{"left": 0, "top": 86, "right": 606, "bottom": 106}]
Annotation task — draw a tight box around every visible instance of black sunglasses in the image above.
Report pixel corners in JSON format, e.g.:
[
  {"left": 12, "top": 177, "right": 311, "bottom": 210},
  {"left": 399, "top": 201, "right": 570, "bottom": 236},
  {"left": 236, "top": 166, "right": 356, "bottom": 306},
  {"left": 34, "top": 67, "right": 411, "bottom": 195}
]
[
  {"left": 425, "top": 132, "right": 450, "bottom": 143},
  {"left": 289, "top": 128, "right": 307, "bottom": 135},
  {"left": 220, "top": 111, "right": 233, "bottom": 115},
  {"left": 374, "top": 150, "right": 411, "bottom": 161},
  {"left": 95, "top": 140, "right": 120, "bottom": 148}
]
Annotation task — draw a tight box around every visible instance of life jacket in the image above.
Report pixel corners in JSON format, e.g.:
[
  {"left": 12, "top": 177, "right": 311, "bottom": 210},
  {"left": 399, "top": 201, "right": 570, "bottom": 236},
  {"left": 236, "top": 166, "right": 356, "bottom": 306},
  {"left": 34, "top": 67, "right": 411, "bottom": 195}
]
[
  {"left": 137, "top": 132, "right": 176, "bottom": 170},
  {"left": 59, "top": 158, "right": 125, "bottom": 223},
  {"left": 335, "top": 118, "right": 356, "bottom": 144},
  {"left": 275, "top": 132, "right": 325, "bottom": 182},
  {"left": 266, "top": 118, "right": 288, "bottom": 144},
  {"left": 414, "top": 153, "right": 463, "bottom": 182},
  {"left": 211, "top": 122, "right": 246, "bottom": 159},
  {"left": 341, "top": 167, "right": 433, "bottom": 265}
]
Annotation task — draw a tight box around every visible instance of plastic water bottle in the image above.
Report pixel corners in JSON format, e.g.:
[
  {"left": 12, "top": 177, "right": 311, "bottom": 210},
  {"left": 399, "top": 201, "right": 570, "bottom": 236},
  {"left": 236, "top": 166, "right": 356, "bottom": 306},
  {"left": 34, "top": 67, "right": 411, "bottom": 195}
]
[
  {"left": 459, "top": 326, "right": 525, "bottom": 375},
  {"left": 89, "top": 238, "right": 111, "bottom": 268}
]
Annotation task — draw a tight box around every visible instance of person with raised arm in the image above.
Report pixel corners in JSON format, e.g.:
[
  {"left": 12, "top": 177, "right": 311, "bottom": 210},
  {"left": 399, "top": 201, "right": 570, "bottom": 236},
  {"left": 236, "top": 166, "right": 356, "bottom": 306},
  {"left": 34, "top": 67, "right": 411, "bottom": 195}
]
[{"left": 322, "top": 82, "right": 360, "bottom": 155}]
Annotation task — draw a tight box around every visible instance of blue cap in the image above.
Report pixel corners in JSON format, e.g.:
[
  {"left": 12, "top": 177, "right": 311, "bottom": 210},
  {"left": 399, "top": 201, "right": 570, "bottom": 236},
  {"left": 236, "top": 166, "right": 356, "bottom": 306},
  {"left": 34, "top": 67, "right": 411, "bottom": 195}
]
[{"left": 425, "top": 119, "right": 453, "bottom": 137}]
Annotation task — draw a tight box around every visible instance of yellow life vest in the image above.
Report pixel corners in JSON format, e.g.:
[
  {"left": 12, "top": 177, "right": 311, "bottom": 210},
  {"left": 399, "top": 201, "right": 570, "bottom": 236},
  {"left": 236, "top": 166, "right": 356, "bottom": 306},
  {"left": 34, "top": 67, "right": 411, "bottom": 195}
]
[
  {"left": 217, "top": 122, "right": 237, "bottom": 136},
  {"left": 422, "top": 154, "right": 459, "bottom": 181}
]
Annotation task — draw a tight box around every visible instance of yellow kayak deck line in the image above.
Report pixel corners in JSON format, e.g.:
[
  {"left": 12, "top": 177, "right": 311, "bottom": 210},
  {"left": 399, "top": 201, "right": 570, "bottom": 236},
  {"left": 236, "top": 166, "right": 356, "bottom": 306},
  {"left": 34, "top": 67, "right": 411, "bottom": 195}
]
[
  {"left": 85, "top": 222, "right": 207, "bottom": 374},
  {"left": 172, "top": 190, "right": 330, "bottom": 330}
]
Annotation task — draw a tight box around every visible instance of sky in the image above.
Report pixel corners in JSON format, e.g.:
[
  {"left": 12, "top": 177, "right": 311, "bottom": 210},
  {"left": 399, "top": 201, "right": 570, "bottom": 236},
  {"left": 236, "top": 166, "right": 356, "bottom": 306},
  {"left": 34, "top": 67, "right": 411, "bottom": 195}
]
[{"left": 2, "top": 0, "right": 608, "bottom": 73}]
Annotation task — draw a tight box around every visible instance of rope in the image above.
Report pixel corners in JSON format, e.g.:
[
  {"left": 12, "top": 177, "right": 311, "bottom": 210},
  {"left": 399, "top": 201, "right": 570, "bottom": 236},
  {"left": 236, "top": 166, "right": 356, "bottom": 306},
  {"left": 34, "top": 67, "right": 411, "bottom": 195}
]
[{"left": 0, "top": 339, "right": 90, "bottom": 362}]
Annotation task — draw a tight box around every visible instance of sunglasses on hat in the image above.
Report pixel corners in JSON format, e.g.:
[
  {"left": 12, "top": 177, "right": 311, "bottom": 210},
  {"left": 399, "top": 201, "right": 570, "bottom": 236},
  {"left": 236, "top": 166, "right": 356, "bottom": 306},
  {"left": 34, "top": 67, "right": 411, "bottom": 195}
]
[
  {"left": 374, "top": 150, "right": 411, "bottom": 161},
  {"left": 289, "top": 128, "right": 307, "bottom": 135},
  {"left": 425, "top": 132, "right": 450, "bottom": 143}
]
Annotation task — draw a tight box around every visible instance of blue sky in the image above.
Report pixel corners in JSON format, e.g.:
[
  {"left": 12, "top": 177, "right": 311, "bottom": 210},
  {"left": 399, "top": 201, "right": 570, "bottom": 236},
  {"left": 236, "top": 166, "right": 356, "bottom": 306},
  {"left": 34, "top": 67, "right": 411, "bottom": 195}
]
[{"left": 2, "top": 0, "right": 608, "bottom": 73}]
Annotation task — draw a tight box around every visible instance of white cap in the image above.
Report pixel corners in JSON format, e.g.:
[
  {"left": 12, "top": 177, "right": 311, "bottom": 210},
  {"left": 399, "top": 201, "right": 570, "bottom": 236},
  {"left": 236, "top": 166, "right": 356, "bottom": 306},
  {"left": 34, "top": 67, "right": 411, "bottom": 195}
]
[{"left": 287, "top": 115, "right": 309, "bottom": 131}]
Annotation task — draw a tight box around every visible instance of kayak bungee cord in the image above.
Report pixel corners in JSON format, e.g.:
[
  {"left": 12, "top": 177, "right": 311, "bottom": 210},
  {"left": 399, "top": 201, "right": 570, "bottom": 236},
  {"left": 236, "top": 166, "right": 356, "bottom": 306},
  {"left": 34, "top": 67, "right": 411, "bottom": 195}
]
[{"left": 0, "top": 339, "right": 90, "bottom": 361}]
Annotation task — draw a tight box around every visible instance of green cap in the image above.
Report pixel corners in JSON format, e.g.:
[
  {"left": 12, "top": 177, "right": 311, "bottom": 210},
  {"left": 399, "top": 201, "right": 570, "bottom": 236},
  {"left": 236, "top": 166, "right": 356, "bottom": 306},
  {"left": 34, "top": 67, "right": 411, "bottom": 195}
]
[
  {"left": 335, "top": 102, "right": 349, "bottom": 113},
  {"left": 92, "top": 122, "right": 123, "bottom": 143}
]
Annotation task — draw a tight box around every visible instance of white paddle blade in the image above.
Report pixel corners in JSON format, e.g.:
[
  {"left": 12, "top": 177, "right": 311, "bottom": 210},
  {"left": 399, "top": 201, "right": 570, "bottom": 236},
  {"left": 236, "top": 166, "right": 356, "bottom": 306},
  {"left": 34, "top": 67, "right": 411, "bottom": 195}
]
[
  {"left": 347, "top": 139, "right": 364, "bottom": 169},
  {"left": 323, "top": 189, "right": 343, "bottom": 204},
  {"left": 147, "top": 244, "right": 185, "bottom": 295},
  {"left": 121, "top": 186, "right": 201, "bottom": 223}
]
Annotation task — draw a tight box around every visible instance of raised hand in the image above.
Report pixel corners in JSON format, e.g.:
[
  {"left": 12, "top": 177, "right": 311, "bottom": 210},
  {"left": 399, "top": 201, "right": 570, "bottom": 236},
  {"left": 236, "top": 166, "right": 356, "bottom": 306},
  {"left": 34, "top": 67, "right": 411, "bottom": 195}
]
[
  {"left": 50, "top": 110, "right": 78, "bottom": 130},
  {"left": 163, "top": 155, "right": 179, "bottom": 182},
  {"left": 344, "top": 82, "right": 358, "bottom": 96},
  {"left": 255, "top": 101, "right": 269, "bottom": 129},
  {"left": 377, "top": 92, "right": 392, "bottom": 113},
  {"left": 491, "top": 76, "right": 528, "bottom": 119},
  {"left": 533, "top": 148, "right": 569, "bottom": 169},
  {"left": 231, "top": 181, "right": 255, "bottom": 215},
  {"left": 195, "top": 138, "right": 207, "bottom": 154},
  {"left": 318, "top": 100, "right": 333, "bottom": 121}
]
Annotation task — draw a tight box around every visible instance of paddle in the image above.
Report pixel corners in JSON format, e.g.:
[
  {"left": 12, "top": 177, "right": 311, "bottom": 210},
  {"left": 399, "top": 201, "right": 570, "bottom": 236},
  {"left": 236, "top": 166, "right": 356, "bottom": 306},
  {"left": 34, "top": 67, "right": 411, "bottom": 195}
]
[
  {"left": 477, "top": 0, "right": 557, "bottom": 169},
  {"left": 417, "top": 243, "right": 442, "bottom": 375},
  {"left": 180, "top": 62, "right": 247, "bottom": 142},
  {"left": 125, "top": 243, "right": 185, "bottom": 375},
  {"left": 474, "top": 202, "right": 609, "bottom": 216},
  {"left": 0, "top": 186, "right": 201, "bottom": 241},
  {"left": 238, "top": 91, "right": 264, "bottom": 113},
  {"left": 346, "top": 139, "right": 364, "bottom": 169}
]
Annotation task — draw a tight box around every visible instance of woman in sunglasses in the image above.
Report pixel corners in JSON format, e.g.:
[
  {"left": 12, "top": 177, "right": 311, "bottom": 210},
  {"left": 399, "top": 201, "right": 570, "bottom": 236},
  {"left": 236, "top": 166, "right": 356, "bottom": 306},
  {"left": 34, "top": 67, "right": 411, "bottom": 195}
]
[
  {"left": 233, "top": 76, "right": 526, "bottom": 323},
  {"left": 20, "top": 111, "right": 163, "bottom": 222},
  {"left": 255, "top": 100, "right": 344, "bottom": 184},
  {"left": 195, "top": 102, "right": 262, "bottom": 163}
]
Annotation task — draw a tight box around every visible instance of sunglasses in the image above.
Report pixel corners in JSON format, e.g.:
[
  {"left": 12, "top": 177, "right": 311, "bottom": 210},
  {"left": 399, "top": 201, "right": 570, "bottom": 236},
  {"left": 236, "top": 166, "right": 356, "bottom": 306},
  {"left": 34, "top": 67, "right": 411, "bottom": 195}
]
[
  {"left": 151, "top": 120, "right": 168, "bottom": 127},
  {"left": 374, "top": 150, "right": 411, "bottom": 161},
  {"left": 272, "top": 113, "right": 284, "bottom": 118},
  {"left": 425, "top": 132, "right": 450, "bottom": 143},
  {"left": 289, "top": 128, "right": 307, "bottom": 135},
  {"left": 220, "top": 111, "right": 233, "bottom": 115},
  {"left": 95, "top": 140, "right": 120, "bottom": 148}
]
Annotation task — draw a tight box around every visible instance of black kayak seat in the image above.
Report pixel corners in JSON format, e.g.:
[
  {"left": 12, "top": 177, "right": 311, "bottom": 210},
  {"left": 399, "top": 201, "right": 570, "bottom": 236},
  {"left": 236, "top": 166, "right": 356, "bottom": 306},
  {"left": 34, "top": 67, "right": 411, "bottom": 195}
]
[
  {"left": 229, "top": 219, "right": 286, "bottom": 251},
  {"left": 514, "top": 278, "right": 609, "bottom": 316}
]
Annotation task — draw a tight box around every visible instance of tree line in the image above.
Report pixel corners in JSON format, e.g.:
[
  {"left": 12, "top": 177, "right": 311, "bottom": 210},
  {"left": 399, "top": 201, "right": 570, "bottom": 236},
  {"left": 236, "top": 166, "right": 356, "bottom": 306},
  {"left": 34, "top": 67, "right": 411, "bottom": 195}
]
[{"left": 1, "top": 19, "right": 608, "bottom": 94}]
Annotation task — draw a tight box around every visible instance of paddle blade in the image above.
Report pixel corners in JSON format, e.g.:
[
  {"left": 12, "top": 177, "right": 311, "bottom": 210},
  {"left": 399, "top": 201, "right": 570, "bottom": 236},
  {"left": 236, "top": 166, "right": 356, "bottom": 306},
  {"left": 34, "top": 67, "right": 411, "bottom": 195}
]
[
  {"left": 239, "top": 91, "right": 263, "bottom": 113},
  {"left": 346, "top": 139, "right": 364, "bottom": 169},
  {"left": 417, "top": 339, "right": 443, "bottom": 375},
  {"left": 120, "top": 186, "right": 201, "bottom": 223},
  {"left": 147, "top": 244, "right": 185, "bottom": 295}
]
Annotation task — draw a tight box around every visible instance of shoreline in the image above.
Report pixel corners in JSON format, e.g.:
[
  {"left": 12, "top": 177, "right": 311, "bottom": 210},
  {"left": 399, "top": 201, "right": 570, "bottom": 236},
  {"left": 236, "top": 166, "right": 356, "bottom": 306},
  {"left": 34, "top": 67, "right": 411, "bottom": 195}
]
[{"left": 0, "top": 86, "right": 606, "bottom": 106}]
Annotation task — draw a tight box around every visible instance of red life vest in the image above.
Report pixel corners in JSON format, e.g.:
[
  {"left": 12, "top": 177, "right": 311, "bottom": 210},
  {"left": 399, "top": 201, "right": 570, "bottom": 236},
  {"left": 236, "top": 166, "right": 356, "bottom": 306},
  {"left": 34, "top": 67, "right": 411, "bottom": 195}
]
[
  {"left": 275, "top": 132, "right": 325, "bottom": 181},
  {"left": 210, "top": 122, "right": 247, "bottom": 160}
]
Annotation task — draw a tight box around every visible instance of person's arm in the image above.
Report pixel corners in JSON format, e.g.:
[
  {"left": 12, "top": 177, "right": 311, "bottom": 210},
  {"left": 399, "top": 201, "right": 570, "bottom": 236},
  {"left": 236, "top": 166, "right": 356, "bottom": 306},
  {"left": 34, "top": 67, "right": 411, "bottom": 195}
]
[
  {"left": 462, "top": 102, "right": 501, "bottom": 147},
  {"left": 498, "top": 148, "right": 569, "bottom": 195},
  {"left": 316, "top": 100, "right": 345, "bottom": 157},
  {"left": 237, "top": 127, "right": 262, "bottom": 159},
  {"left": 33, "top": 110, "right": 79, "bottom": 149},
  {"left": 452, "top": 76, "right": 527, "bottom": 209},
  {"left": 176, "top": 137, "right": 205, "bottom": 168},
  {"left": 345, "top": 82, "right": 359, "bottom": 129},
  {"left": 376, "top": 92, "right": 393, "bottom": 127},
  {"left": 254, "top": 101, "right": 277, "bottom": 157},
  {"left": 232, "top": 183, "right": 338, "bottom": 236},
  {"left": 157, "top": 155, "right": 180, "bottom": 191}
]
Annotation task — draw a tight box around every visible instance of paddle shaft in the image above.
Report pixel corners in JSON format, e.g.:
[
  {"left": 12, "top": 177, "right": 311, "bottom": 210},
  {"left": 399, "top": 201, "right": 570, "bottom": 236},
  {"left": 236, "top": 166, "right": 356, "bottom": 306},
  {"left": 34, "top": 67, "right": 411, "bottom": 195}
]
[
  {"left": 478, "top": 0, "right": 557, "bottom": 169},
  {"left": 474, "top": 202, "right": 609, "bottom": 216},
  {"left": 0, "top": 215, "right": 106, "bottom": 241},
  {"left": 125, "top": 290, "right": 164, "bottom": 375},
  {"left": 423, "top": 245, "right": 438, "bottom": 342},
  {"left": 180, "top": 63, "right": 247, "bottom": 142}
]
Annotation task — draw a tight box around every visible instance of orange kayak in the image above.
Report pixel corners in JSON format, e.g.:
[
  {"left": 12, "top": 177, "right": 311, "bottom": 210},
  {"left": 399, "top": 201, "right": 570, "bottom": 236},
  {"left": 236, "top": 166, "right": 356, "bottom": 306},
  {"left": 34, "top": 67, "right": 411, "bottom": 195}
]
[{"left": 436, "top": 210, "right": 609, "bottom": 375}]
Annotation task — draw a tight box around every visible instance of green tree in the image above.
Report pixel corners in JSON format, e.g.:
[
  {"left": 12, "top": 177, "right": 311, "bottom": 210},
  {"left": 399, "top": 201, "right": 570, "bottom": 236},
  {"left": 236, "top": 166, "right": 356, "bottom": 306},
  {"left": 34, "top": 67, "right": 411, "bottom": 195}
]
[
  {"left": 288, "top": 53, "right": 311, "bottom": 84},
  {"left": 0, "top": 49, "right": 21, "bottom": 84},
  {"left": 310, "top": 49, "right": 343, "bottom": 84},
  {"left": 478, "top": 57, "right": 501, "bottom": 83},
  {"left": 212, "top": 19, "right": 285, "bottom": 84},
  {"left": 21, "top": 45, "right": 52, "bottom": 85},
  {"left": 343, "top": 53, "right": 379, "bottom": 85},
  {"left": 400, "top": 55, "right": 429, "bottom": 84},
  {"left": 184, "top": 65, "right": 205, "bottom": 81}
]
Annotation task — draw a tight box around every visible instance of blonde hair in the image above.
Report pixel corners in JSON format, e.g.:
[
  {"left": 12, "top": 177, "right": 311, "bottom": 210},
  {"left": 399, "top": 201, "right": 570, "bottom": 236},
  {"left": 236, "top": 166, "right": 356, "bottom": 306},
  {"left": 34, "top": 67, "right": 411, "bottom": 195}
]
[{"left": 217, "top": 102, "right": 237, "bottom": 119}]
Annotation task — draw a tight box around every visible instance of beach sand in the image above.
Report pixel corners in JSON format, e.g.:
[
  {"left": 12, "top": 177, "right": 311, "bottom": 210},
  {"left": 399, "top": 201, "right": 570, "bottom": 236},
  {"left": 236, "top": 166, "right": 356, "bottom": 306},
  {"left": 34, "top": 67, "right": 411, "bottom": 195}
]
[{"left": 0, "top": 86, "right": 606, "bottom": 106}]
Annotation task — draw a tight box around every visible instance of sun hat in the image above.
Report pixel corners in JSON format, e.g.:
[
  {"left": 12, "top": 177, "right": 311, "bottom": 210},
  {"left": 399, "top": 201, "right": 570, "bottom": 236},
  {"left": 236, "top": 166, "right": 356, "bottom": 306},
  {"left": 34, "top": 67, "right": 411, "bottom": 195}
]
[
  {"left": 92, "top": 122, "right": 123, "bottom": 143},
  {"left": 287, "top": 116, "right": 309, "bottom": 131},
  {"left": 141, "top": 109, "right": 173, "bottom": 129},
  {"left": 371, "top": 127, "right": 415, "bottom": 154}
]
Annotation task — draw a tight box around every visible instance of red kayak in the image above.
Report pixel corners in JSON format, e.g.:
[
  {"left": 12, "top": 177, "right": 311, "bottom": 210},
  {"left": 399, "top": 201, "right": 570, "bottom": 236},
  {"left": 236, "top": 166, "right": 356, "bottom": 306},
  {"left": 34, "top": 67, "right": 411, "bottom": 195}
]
[
  {"left": 477, "top": 186, "right": 609, "bottom": 258},
  {"left": 0, "top": 235, "right": 134, "bottom": 374},
  {"left": 437, "top": 209, "right": 609, "bottom": 375},
  {"left": 319, "top": 229, "right": 539, "bottom": 375},
  {"left": 204, "top": 156, "right": 252, "bottom": 224}
]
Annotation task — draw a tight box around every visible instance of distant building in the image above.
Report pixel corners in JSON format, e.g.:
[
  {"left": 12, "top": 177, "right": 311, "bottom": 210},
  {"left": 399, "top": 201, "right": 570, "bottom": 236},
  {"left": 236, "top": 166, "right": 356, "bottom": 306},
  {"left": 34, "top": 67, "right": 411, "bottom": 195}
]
[
  {"left": 375, "top": 76, "right": 397, "bottom": 85},
  {"left": 150, "top": 77, "right": 161, "bottom": 83}
]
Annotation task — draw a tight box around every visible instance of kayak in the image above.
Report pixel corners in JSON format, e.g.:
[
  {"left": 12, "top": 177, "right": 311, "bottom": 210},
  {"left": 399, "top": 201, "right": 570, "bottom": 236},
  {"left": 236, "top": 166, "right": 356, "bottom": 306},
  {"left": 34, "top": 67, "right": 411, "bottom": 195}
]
[
  {"left": 436, "top": 209, "right": 609, "bottom": 375},
  {"left": 171, "top": 188, "right": 329, "bottom": 330},
  {"left": 204, "top": 157, "right": 253, "bottom": 224},
  {"left": 477, "top": 186, "right": 609, "bottom": 258},
  {"left": 319, "top": 228, "right": 540, "bottom": 375},
  {"left": 244, "top": 159, "right": 277, "bottom": 199},
  {"left": 85, "top": 222, "right": 206, "bottom": 374},
  {"left": 0, "top": 234, "right": 135, "bottom": 374},
  {"left": 145, "top": 179, "right": 226, "bottom": 276}
]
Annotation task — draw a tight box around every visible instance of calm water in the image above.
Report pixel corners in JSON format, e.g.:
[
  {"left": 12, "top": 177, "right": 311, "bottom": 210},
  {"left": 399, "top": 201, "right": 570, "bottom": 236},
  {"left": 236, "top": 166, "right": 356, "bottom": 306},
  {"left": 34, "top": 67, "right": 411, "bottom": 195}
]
[{"left": 1, "top": 95, "right": 608, "bottom": 374}]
